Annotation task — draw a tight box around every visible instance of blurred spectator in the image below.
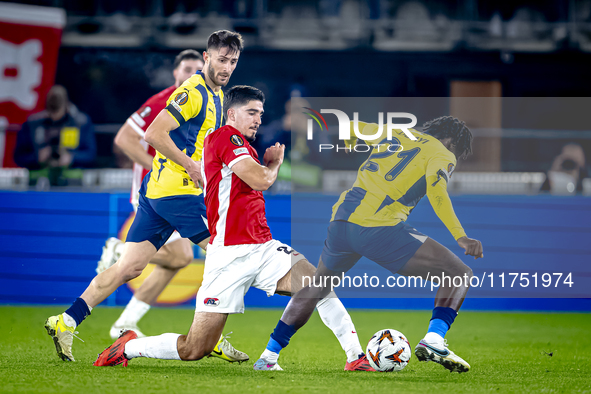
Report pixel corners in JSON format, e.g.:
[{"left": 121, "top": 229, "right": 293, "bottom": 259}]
[
  {"left": 14, "top": 85, "right": 96, "bottom": 186},
  {"left": 540, "top": 143, "right": 588, "bottom": 194}
]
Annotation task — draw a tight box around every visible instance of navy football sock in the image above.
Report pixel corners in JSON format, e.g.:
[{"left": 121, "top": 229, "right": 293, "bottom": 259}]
[
  {"left": 64, "top": 297, "right": 91, "bottom": 326},
  {"left": 265, "top": 320, "right": 296, "bottom": 354},
  {"left": 427, "top": 306, "right": 457, "bottom": 338}
]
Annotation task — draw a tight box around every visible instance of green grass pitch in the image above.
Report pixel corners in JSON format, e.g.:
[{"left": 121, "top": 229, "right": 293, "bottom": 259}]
[{"left": 0, "top": 305, "right": 590, "bottom": 393}]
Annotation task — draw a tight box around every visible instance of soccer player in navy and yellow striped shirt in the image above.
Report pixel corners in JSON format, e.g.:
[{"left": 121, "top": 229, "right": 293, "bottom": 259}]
[
  {"left": 45, "top": 30, "right": 248, "bottom": 363},
  {"left": 142, "top": 61, "right": 225, "bottom": 200},
  {"left": 259, "top": 116, "right": 483, "bottom": 373},
  {"left": 332, "top": 118, "right": 467, "bottom": 240}
]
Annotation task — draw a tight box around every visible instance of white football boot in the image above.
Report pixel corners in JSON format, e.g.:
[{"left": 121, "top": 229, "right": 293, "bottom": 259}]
[
  {"left": 253, "top": 358, "right": 283, "bottom": 371},
  {"left": 96, "top": 237, "right": 123, "bottom": 274},
  {"left": 415, "top": 333, "right": 470, "bottom": 373}
]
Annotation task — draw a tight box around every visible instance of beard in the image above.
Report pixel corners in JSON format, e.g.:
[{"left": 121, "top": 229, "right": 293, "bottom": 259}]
[
  {"left": 245, "top": 133, "right": 256, "bottom": 143},
  {"left": 207, "top": 64, "right": 229, "bottom": 87}
]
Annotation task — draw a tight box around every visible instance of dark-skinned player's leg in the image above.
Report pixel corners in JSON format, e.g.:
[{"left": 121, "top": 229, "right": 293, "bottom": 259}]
[
  {"left": 397, "top": 237, "right": 473, "bottom": 372},
  {"left": 279, "top": 259, "right": 341, "bottom": 330},
  {"left": 397, "top": 238, "right": 473, "bottom": 311},
  {"left": 255, "top": 256, "right": 368, "bottom": 371},
  {"left": 258, "top": 258, "right": 376, "bottom": 371}
]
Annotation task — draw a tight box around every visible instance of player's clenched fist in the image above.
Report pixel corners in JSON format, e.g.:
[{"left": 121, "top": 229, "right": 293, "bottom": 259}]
[
  {"left": 264, "top": 142, "right": 285, "bottom": 166},
  {"left": 457, "top": 236, "right": 484, "bottom": 259}
]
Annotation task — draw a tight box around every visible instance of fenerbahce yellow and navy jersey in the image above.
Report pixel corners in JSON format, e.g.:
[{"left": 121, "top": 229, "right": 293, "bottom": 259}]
[
  {"left": 143, "top": 71, "right": 224, "bottom": 199},
  {"left": 331, "top": 121, "right": 467, "bottom": 240}
]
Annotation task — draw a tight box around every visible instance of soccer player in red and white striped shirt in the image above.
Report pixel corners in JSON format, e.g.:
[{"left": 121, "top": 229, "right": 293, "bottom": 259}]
[
  {"left": 94, "top": 50, "right": 245, "bottom": 361},
  {"left": 95, "top": 86, "right": 368, "bottom": 371}
]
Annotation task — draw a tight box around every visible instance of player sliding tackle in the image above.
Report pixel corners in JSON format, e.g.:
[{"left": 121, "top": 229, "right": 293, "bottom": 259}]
[
  {"left": 256, "top": 116, "right": 483, "bottom": 373},
  {"left": 45, "top": 30, "right": 248, "bottom": 363},
  {"left": 95, "top": 86, "right": 371, "bottom": 372}
]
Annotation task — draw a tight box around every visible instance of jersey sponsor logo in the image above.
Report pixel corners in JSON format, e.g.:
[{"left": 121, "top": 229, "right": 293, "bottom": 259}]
[
  {"left": 230, "top": 134, "right": 244, "bottom": 146},
  {"left": 233, "top": 147, "right": 248, "bottom": 156},
  {"left": 204, "top": 297, "right": 220, "bottom": 306},
  {"left": 174, "top": 92, "right": 189, "bottom": 106},
  {"left": 139, "top": 106, "right": 151, "bottom": 118}
]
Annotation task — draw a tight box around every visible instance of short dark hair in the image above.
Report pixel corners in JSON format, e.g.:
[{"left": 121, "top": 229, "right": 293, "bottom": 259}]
[
  {"left": 422, "top": 116, "right": 473, "bottom": 159},
  {"left": 224, "top": 85, "right": 265, "bottom": 119},
  {"left": 207, "top": 30, "right": 244, "bottom": 54},
  {"left": 173, "top": 49, "right": 203, "bottom": 70}
]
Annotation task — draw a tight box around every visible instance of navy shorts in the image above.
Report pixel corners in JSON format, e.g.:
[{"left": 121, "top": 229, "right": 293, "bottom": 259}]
[
  {"left": 320, "top": 220, "right": 427, "bottom": 274},
  {"left": 127, "top": 193, "right": 210, "bottom": 250}
]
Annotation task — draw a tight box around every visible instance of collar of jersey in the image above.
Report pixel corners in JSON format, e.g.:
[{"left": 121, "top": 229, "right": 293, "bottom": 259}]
[{"left": 197, "top": 71, "right": 221, "bottom": 97}]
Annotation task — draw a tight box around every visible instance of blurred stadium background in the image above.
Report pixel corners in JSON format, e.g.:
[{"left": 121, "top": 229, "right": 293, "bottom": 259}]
[{"left": 1, "top": 0, "right": 590, "bottom": 311}]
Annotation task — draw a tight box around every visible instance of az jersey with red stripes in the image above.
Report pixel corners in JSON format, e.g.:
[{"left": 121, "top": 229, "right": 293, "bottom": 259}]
[{"left": 202, "top": 125, "right": 272, "bottom": 246}]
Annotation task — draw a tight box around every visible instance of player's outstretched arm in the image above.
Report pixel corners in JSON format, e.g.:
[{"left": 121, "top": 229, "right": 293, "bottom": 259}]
[
  {"left": 428, "top": 188, "right": 484, "bottom": 260},
  {"left": 232, "top": 143, "right": 284, "bottom": 191},
  {"left": 426, "top": 173, "right": 484, "bottom": 259},
  {"left": 426, "top": 154, "right": 483, "bottom": 259},
  {"left": 145, "top": 110, "right": 202, "bottom": 185},
  {"left": 114, "top": 122, "right": 153, "bottom": 170}
]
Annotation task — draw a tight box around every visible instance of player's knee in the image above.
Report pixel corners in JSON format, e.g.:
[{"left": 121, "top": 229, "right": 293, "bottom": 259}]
[
  {"left": 179, "top": 246, "right": 194, "bottom": 267},
  {"left": 117, "top": 259, "right": 145, "bottom": 282},
  {"left": 295, "top": 258, "right": 315, "bottom": 278},
  {"left": 457, "top": 259, "right": 473, "bottom": 278},
  {"left": 447, "top": 257, "right": 472, "bottom": 279},
  {"left": 464, "top": 265, "right": 474, "bottom": 279},
  {"left": 160, "top": 242, "right": 193, "bottom": 270},
  {"left": 168, "top": 249, "right": 193, "bottom": 269}
]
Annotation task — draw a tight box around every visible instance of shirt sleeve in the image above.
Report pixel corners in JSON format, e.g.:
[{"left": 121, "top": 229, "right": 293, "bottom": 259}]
[
  {"left": 217, "top": 130, "right": 253, "bottom": 169},
  {"left": 165, "top": 83, "right": 203, "bottom": 126},
  {"left": 127, "top": 96, "right": 160, "bottom": 137},
  {"left": 425, "top": 151, "right": 466, "bottom": 240}
]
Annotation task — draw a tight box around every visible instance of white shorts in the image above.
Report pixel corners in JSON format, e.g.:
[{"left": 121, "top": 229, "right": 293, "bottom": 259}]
[
  {"left": 195, "top": 239, "right": 307, "bottom": 314},
  {"left": 132, "top": 201, "right": 183, "bottom": 246}
]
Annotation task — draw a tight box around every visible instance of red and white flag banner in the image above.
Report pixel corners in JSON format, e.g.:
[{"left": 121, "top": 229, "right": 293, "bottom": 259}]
[{"left": 0, "top": 2, "right": 65, "bottom": 167}]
